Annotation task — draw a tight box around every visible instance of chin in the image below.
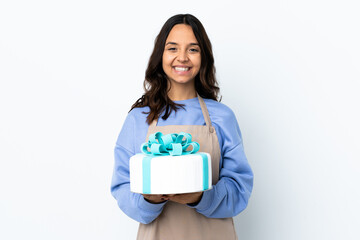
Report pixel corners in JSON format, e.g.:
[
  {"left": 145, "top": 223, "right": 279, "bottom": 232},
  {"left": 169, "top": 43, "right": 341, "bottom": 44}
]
[
  {"left": 172, "top": 79, "right": 194, "bottom": 85},
  {"left": 169, "top": 76, "right": 195, "bottom": 83}
]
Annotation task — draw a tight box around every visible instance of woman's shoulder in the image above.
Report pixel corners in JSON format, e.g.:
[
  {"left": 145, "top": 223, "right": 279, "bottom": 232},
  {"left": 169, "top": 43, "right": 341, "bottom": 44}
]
[
  {"left": 128, "top": 106, "right": 149, "bottom": 116},
  {"left": 203, "top": 98, "right": 236, "bottom": 120},
  {"left": 122, "top": 106, "right": 150, "bottom": 128}
]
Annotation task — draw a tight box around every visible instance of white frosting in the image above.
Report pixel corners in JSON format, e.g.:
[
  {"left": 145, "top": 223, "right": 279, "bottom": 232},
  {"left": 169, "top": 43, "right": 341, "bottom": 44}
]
[{"left": 130, "top": 153, "right": 212, "bottom": 194}]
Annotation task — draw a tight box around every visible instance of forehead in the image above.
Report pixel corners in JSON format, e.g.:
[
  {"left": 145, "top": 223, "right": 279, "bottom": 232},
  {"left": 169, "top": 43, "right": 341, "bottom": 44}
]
[{"left": 166, "top": 24, "right": 198, "bottom": 44}]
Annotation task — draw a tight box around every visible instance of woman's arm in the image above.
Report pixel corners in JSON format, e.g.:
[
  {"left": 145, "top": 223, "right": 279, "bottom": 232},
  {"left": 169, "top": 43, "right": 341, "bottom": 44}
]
[
  {"left": 187, "top": 107, "right": 254, "bottom": 218},
  {"left": 110, "top": 114, "right": 167, "bottom": 224}
]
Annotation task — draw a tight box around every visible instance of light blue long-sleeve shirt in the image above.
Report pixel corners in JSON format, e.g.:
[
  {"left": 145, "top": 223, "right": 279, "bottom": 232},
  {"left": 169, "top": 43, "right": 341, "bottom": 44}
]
[{"left": 110, "top": 97, "right": 253, "bottom": 224}]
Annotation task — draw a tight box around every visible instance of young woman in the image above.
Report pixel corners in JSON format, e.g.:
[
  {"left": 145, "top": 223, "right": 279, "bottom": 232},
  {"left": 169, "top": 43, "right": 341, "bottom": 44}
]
[{"left": 111, "top": 14, "right": 253, "bottom": 240}]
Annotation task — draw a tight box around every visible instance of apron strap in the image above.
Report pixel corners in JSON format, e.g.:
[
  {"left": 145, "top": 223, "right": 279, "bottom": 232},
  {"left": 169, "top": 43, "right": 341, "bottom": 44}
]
[
  {"left": 148, "top": 93, "right": 213, "bottom": 131},
  {"left": 196, "top": 92, "right": 213, "bottom": 129}
]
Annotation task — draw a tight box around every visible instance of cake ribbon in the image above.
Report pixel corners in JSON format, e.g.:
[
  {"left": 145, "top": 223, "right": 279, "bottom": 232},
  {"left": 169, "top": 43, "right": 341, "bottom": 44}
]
[
  {"left": 140, "top": 132, "right": 209, "bottom": 194},
  {"left": 141, "top": 131, "right": 200, "bottom": 156}
]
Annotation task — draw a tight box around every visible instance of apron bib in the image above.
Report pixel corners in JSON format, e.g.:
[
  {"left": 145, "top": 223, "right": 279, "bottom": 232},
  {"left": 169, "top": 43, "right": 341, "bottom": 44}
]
[{"left": 136, "top": 94, "right": 237, "bottom": 240}]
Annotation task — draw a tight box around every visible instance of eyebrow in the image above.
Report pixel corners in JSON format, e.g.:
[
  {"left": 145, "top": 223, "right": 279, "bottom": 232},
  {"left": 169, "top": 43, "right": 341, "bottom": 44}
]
[{"left": 165, "top": 42, "right": 199, "bottom": 46}]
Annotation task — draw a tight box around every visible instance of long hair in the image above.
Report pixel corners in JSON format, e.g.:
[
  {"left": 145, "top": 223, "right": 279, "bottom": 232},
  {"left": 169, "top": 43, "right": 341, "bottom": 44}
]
[{"left": 130, "top": 14, "right": 221, "bottom": 124}]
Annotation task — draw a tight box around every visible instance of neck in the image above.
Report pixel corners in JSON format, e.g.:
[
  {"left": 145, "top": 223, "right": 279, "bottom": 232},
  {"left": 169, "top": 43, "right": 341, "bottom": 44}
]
[{"left": 167, "top": 81, "right": 197, "bottom": 101}]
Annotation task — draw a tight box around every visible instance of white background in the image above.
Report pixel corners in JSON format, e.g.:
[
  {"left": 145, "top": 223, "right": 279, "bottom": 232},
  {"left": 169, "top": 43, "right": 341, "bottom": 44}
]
[{"left": 1, "top": 0, "right": 359, "bottom": 239}]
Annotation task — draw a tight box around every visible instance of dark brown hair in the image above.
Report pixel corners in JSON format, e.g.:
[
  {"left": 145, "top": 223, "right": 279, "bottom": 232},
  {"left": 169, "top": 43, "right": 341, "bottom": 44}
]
[{"left": 130, "top": 14, "right": 221, "bottom": 124}]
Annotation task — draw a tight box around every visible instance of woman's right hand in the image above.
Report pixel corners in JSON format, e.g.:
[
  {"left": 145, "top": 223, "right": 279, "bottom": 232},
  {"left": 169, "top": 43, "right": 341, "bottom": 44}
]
[{"left": 142, "top": 194, "right": 170, "bottom": 204}]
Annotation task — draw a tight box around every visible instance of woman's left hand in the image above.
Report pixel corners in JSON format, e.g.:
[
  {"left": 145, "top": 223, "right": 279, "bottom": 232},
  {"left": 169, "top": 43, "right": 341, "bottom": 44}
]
[{"left": 167, "top": 191, "right": 203, "bottom": 205}]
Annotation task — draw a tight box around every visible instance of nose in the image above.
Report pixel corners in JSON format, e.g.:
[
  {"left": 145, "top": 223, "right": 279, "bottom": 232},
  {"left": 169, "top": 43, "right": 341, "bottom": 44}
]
[{"left": 177, "top": 49, "right": 189, "bottom": 62}]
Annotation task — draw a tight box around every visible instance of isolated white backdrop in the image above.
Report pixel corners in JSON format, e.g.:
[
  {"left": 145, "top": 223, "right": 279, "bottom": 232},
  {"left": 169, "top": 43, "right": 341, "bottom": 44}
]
[{"left": 1, "top": 0, "right": 359, "bottom": 239}]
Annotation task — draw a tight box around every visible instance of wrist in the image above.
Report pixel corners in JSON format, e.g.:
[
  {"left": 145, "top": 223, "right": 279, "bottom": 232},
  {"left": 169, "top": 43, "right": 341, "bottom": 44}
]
[
  {"left": 144, "top": 198, "right": 167, "bottom": 204},
  {"left": 142, "top": 195, "right": 167, "bottom": 204},
  {"left": 187, "top": 192, "right": 203, "bottom": 205}
]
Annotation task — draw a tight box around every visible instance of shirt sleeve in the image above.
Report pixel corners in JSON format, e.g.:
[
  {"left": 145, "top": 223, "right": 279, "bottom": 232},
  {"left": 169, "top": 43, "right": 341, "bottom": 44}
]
[
  {"left": 187, "top": 107, "right": 254, "bottom": 218},
  {"left": 110, "top": 113, "right": 166, "bottom": 224}
]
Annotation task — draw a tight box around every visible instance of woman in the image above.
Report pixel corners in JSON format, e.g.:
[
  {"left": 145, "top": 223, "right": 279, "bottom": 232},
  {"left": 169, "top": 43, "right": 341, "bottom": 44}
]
[{"left": 111, "top": 14, "right": 253, "bottom": 239}]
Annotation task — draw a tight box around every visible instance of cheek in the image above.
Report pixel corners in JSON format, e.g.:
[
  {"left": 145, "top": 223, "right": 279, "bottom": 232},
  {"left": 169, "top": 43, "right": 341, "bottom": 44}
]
[
  {"left": 162, "top": 57, "right": 170, "bottom": 71},
  {"left": 194, "top": 57, "right": 201, "bottom": 70},
  {"left": 162, "top": 53, "right": 173, "bottom": 64},
  {"left": 192, "top": 54, "right": 201, "bottom": 65}
]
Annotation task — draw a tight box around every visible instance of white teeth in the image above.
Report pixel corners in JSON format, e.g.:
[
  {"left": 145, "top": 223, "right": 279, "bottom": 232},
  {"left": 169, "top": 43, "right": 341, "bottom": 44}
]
[{"left": 174, "top": 67, "right": 190, "bottom": 72}]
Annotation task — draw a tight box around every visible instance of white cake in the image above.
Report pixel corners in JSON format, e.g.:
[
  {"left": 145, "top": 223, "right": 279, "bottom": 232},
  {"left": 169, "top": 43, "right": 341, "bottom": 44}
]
[{"left": 130, "top": 152, "right": 212, "bottom": 194}]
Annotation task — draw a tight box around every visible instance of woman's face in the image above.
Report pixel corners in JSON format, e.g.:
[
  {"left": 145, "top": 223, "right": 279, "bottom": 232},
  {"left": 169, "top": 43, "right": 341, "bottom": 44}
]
[{"left": 162, "top": 24, "right": 201, "bottom": 87}]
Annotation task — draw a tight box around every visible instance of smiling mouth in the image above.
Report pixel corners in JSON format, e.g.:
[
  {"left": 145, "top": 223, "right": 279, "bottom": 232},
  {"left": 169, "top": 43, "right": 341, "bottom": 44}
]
[{"left": 173, "top": 67, "right": 191, "bottom": 72}]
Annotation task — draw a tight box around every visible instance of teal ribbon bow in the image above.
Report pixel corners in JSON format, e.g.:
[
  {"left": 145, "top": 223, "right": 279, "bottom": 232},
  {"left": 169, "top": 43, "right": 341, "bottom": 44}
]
[
  {"left": 140, "top": 131, "right": 209, "bottom": 194},
  {"left": 141, "top": 132, "right": 200, "bottom": 156}
]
